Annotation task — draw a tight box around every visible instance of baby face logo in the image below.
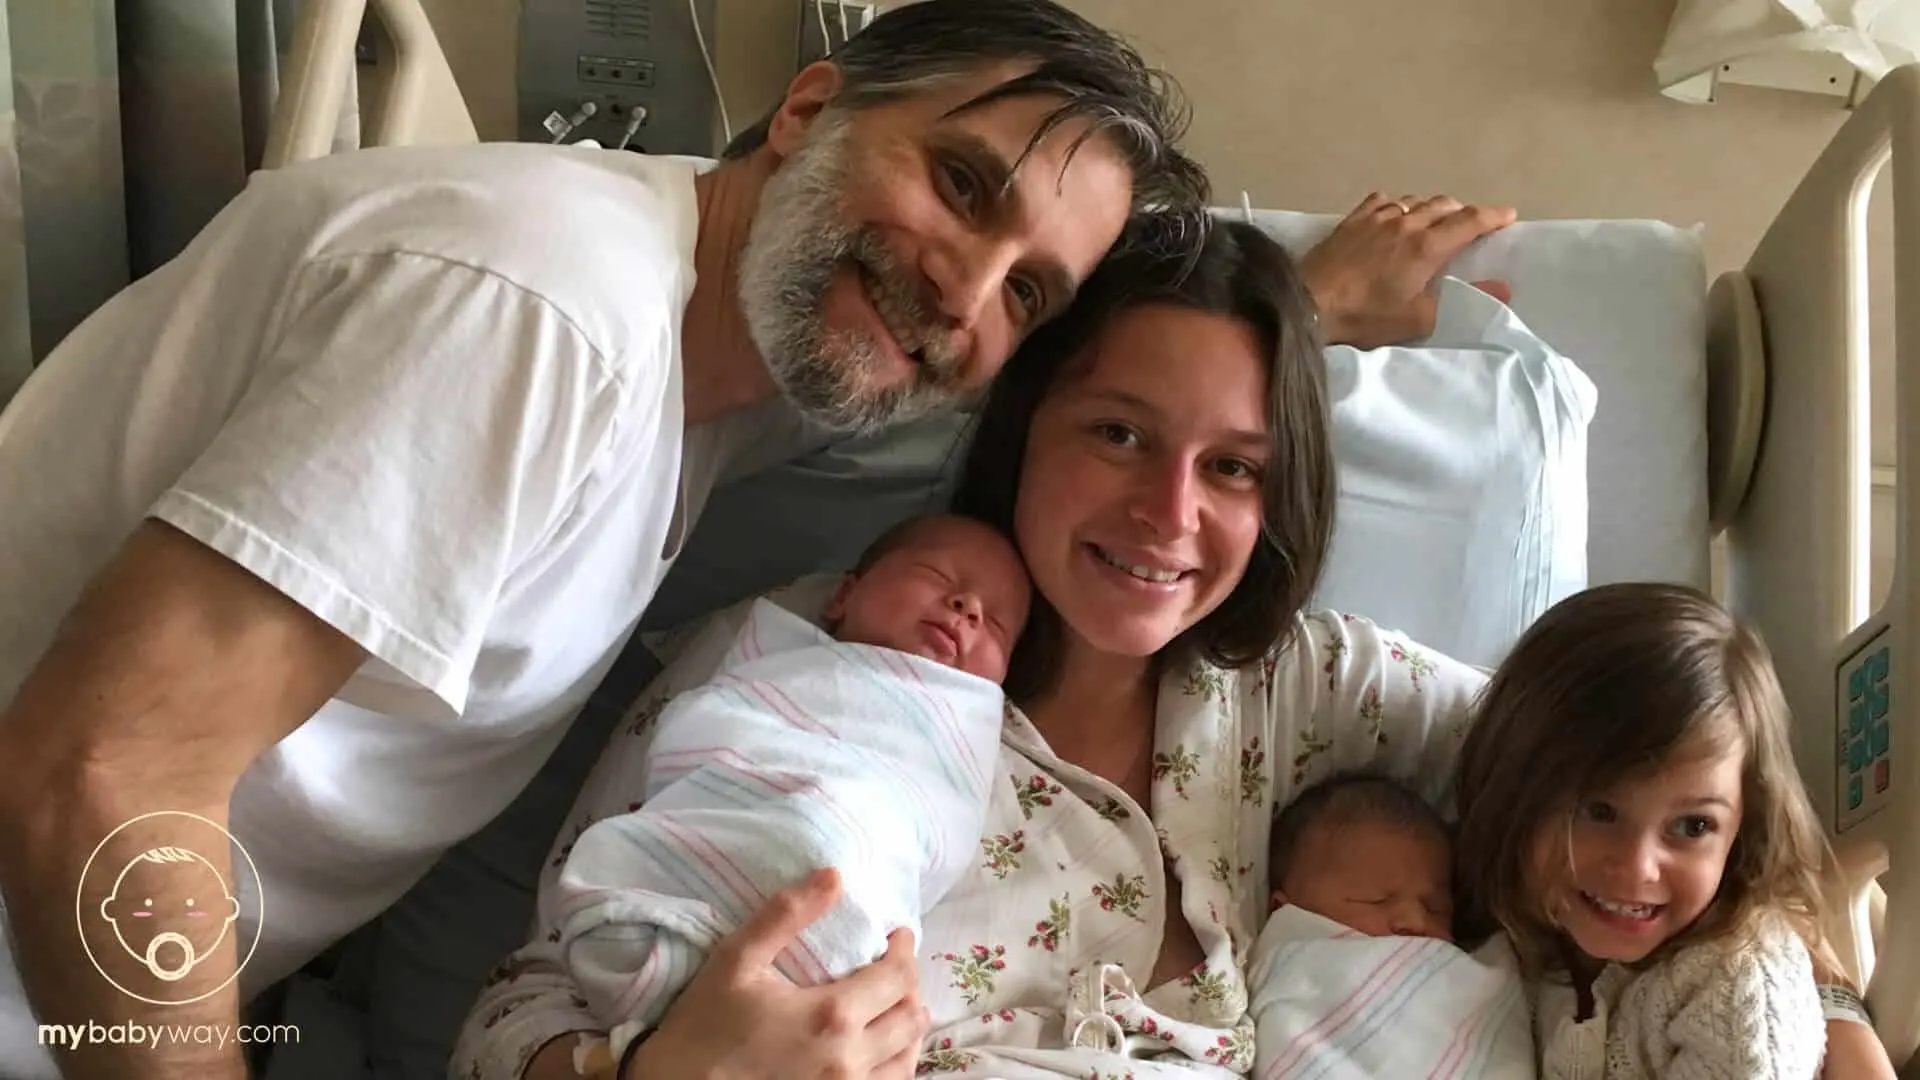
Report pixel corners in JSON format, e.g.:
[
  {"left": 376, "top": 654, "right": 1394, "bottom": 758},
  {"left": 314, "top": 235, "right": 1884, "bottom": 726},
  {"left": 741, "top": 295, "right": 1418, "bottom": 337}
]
[{"left": 75, "top": 812, "right": 263, "bottom": 1006}]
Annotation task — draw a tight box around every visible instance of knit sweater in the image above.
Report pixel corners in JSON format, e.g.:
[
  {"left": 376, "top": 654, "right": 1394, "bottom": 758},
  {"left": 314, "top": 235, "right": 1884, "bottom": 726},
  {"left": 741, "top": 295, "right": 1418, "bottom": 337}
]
[{"left": 1532, "top": 918, "right": 1826, "bottom": 1080}]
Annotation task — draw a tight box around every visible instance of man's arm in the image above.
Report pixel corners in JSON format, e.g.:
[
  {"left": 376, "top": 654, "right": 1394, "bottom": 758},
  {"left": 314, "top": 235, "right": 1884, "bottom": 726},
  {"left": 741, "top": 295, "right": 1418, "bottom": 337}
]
[{"left": 0, "top": 520, "right": 364, "bottom": 1079}]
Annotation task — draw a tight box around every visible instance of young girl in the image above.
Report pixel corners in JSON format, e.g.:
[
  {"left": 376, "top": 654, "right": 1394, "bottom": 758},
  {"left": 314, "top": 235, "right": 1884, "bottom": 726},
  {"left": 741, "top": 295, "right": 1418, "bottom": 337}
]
[{"left": 1454, "top": 582, "right": 1836, "bottom": 1079}]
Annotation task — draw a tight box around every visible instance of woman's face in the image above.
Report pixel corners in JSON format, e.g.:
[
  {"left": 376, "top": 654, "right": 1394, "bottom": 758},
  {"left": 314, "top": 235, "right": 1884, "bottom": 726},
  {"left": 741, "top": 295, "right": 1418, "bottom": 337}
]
[{"left": 1013, "top": 303, "right": 1272, "bottom": 658}]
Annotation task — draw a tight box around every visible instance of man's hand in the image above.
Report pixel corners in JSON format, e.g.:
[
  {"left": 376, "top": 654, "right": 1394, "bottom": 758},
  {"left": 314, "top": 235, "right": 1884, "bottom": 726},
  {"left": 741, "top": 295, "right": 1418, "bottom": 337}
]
[
  {"left": 1298, "top": 193, "right": 1516, "bottom": 349},
  {"left": 0, "top": 520, "right": 364, "bottom": 1078}
]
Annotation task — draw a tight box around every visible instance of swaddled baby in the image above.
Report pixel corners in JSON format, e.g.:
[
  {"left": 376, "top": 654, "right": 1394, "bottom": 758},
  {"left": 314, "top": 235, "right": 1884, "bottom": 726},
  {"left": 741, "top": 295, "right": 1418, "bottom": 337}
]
[
  {"left": 453, "top": 513, "right": 1029, "bottom": 1079},
  {"left": 1250, "top": 773, "right": 1534, "bottom": 1080}
]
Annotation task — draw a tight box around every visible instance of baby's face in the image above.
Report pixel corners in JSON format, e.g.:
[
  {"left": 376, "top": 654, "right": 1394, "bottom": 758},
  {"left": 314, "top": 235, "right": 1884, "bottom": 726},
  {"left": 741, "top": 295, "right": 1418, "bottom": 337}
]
[
  {"left": 1271, "top": 820, "right": 1454, "bottom": 941},
  {"left": 828, "top": 517, "right": 1032, "bottom": 683}
]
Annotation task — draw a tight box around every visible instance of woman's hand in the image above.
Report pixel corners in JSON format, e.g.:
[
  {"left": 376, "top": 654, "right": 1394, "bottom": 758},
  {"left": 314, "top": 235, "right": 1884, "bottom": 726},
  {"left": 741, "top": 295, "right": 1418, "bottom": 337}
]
[
  {"left": 624, "top": 868, "right": 930, "bottom": 1080},
  {"left": 1297, "top": 192, "right": 1516, "bottom": 349}
]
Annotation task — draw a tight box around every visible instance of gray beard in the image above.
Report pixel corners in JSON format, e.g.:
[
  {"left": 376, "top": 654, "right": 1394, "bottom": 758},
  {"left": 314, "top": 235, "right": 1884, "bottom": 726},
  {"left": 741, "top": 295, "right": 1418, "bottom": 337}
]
[{"left": 736, "top": 112, "right": 967, "bottom": 435}]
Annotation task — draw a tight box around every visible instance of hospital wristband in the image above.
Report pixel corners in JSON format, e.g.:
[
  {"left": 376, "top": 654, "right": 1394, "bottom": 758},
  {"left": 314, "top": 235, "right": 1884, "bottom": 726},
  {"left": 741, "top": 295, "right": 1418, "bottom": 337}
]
[{"left": 1819, "top": 984, "right": 1873, "bottom": 1026}]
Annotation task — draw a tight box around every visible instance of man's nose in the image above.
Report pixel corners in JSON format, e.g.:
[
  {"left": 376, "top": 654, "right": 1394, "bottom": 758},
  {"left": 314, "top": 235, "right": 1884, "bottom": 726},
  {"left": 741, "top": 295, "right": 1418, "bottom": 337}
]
[{"left": 924, "top": 234, "right": 1015, "bottom": 334}]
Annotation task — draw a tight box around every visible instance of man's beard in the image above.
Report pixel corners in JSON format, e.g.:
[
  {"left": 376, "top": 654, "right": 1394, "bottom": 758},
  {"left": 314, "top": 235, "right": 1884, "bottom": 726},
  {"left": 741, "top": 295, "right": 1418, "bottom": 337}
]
[{"left": 737, "top": 111, "right": 970, "bottom": 435}]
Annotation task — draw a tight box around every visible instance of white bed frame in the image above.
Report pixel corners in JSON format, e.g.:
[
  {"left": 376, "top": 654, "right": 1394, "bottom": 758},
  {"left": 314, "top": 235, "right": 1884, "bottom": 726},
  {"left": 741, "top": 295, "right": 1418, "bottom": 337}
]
[{"left": 268, "top": 0, "right": 1920, "bottom": 1071}]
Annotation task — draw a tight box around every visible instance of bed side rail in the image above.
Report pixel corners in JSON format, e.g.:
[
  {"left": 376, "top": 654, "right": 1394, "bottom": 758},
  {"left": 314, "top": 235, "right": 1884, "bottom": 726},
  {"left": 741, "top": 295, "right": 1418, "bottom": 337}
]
[
  {"left": 261, "top": 0, "right": 478, "bottom": 169},
  {"left": 1720, "top": 61, "right": 1920, "bottom": 1067}
]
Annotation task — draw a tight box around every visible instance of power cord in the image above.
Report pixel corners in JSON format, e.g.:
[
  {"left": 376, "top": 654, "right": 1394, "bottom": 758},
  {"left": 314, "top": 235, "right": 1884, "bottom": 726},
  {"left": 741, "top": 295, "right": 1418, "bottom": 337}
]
[
  {"left": 688, "top": 0, "right": 732, "bottom": 144},
  {"left": 617, "top": 107, "right": 648, "bottom": 150},
  {"left": 543, "top": 100, "right": 598, "bottom": 143}
]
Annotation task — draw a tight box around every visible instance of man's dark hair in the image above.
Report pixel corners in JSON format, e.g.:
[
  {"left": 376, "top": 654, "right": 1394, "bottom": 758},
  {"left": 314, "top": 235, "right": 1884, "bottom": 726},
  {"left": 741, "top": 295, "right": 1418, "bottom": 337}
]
[{"left": 722, "top": 0, "right": 1208, "bottom": 223}]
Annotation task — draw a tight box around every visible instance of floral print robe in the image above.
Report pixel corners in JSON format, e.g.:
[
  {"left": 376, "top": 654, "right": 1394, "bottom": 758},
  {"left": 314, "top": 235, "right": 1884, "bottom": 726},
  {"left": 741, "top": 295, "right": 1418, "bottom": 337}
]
[{"left": 450, "top": 580, "right": 1489, "bottom": 1080}]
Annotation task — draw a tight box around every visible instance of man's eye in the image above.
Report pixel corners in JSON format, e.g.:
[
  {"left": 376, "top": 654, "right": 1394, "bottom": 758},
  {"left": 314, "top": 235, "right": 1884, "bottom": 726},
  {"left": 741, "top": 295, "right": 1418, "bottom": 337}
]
[{"left": 943, "top": 162, "right": 979, "bottom": 210}]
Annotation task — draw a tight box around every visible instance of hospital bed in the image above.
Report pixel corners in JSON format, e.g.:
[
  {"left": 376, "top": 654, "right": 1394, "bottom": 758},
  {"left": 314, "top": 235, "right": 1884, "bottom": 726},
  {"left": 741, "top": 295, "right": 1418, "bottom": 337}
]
[{"left": 264, "top": 0, "right": 1919, "bottom": 1073}]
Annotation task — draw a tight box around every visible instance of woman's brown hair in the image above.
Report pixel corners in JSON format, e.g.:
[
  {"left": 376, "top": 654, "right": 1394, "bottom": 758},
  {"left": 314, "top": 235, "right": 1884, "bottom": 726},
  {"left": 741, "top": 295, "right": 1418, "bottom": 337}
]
[
  {"left": 951, "top": 215, "right": 1335, "bottom": 703},
  {"left": 1453, "top": 581, "right": 1833, "bottom": 975}
]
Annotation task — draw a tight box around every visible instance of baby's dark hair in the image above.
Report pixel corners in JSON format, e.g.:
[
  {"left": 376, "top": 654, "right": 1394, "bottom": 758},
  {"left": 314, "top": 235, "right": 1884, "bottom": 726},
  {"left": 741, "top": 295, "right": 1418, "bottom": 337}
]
[
  {"left": 1268, "top": 771, "right": 1449, "bottom": 887},
  {"left": 851, "top": 513, "right": 979, "bottom": 574},
  {"left": 826, "top": 513, "right": 1015, "bottom": 637}
]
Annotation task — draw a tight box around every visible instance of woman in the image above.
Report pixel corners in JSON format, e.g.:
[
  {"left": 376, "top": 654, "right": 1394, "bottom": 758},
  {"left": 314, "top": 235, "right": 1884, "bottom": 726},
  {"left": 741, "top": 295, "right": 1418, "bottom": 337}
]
[
  {"left": 481, "top": 216, "right": 1893, "bottom": 1079},
  {"left": 465, "top": 212, "right": 1482, "bottom": 1080}
]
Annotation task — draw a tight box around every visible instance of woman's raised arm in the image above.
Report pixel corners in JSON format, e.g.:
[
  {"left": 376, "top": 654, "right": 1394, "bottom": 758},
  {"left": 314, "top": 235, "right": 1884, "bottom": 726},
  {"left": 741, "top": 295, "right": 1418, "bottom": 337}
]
[{"left": 1259, "top": 611, "right": 1489, "bottom": 811}]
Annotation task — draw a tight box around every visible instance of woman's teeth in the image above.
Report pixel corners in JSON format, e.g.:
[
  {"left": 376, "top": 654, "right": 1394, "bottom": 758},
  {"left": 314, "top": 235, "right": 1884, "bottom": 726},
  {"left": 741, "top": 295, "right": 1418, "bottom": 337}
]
[
  {"left": 1094, "top": 545, "right": 1183, "bottom": 584},
  {"left": 1583, "top": 893, "right": 1659, "bottom": 920}
]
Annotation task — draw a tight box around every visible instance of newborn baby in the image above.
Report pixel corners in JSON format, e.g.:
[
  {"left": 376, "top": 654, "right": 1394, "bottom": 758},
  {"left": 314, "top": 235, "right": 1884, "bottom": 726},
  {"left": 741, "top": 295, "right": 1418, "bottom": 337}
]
[
  {"left": 1249, "top": 773, "right": 1533, "bottom": 1080},
  {"left": 452, "top": 513, "right": 1031, "bottom": 1080},
  {"left": 1266, "top": 771, "right": 1454, "bottom": 940}
]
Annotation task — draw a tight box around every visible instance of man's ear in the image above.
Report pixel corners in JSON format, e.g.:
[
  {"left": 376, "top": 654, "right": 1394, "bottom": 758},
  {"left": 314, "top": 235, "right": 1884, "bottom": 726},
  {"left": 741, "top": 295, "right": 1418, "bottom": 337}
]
[
  {"left": 1268, "top": 888, "right": 1287, "bottom": 914},
  {"left": 766, "top": 60, "right": 846, "bottom": 158}
]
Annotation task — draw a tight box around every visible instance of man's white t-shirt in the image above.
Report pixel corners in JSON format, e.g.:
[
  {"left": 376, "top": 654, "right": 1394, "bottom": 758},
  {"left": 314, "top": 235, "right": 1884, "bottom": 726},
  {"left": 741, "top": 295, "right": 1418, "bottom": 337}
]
[{"left": 0, "top": 141, "right": 721, "bottom": 1069}]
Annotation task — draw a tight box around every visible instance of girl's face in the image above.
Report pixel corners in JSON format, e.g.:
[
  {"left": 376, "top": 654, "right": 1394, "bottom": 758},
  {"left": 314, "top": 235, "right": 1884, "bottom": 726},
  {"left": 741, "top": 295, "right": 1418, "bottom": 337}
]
[
  {"left": 1012, "top": 303, "right": 1271, "bottom": 659},
  {"left": 1528, "top": 742, "right": 1745, "bottom": 965}
]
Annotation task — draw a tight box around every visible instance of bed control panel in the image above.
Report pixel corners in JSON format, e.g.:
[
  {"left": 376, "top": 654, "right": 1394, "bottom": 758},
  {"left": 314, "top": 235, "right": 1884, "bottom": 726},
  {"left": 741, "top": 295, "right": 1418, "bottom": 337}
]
[
  {"left": 518, "top": 0, "right": 719, "bottom": 155},
  {"left": 1835, "top": 626, "right": 1894, "bottom": 833}
]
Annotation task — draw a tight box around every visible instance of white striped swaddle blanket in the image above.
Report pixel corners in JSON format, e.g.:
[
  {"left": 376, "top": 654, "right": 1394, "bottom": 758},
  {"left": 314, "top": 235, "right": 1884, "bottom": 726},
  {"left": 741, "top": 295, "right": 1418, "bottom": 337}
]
[
  {"left": 546, "top": 599, "right": 1007, "bottom": 1063},
  {"left": 1248, "top": 907, "right": 1536, "bottom": 1080}
]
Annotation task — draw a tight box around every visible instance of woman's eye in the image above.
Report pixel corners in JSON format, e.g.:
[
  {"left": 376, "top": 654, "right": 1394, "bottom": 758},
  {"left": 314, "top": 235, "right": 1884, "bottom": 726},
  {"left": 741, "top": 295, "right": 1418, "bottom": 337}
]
[
  {"left": 1094, "top": 422, "right": 1139, "bottom": 447},
  {"left": 1214, "top": 457, "right": 1262, "bottom": 482},
  {"left": 1577, "top": 800, "right": 1617, "bottom": 824}
]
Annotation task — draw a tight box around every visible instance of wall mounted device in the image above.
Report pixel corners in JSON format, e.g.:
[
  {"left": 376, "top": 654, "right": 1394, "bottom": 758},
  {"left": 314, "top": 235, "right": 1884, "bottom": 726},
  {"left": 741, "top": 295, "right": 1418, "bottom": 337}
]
[
  {"left": 796, "top": 0, "right": 874, "bottom": 71},
  {"left": 518, "top": 0, "right": 722, "bottom": 155}
]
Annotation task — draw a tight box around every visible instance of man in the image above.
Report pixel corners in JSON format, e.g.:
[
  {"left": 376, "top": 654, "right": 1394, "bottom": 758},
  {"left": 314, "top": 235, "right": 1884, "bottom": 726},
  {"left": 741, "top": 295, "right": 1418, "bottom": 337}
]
[{"left": 0, "top": 3, "right": 1509, "bottom": 1078}]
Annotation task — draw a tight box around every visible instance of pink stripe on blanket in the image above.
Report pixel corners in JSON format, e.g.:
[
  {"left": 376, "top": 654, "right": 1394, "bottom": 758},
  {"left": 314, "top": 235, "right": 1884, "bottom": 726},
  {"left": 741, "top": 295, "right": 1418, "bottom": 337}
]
[
  {"left": 654, "top": 814, "right": 834, "bottom": 985},
  {"left": 750, "top": 679, "right": 837, "bottom": 736},
  {"left": 872, "top": 647, "right": 994, "bottom": 789},
  {"left": 1427, "top": 968, "right": 1509, "bottom": 1080},
  {"left": 1259, "top": 938, "right": 1424, "bottom": 1080}
]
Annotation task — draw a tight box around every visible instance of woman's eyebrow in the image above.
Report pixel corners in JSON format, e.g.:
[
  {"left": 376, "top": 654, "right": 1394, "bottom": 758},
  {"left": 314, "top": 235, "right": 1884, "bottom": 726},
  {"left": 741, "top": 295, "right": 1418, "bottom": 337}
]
[{"left": 1075, "top": 387, "right": 1269, "bottom": 451}]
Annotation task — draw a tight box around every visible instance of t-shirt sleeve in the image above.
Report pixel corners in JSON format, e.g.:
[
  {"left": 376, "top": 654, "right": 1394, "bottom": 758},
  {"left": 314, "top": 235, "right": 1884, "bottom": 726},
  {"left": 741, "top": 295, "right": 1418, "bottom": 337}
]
[
  {"left": 1260, "top": 610, "right": 1487, "bottom": 812},
  {"left": 151, "top": 251, "right": 630, "bottom": 715}
]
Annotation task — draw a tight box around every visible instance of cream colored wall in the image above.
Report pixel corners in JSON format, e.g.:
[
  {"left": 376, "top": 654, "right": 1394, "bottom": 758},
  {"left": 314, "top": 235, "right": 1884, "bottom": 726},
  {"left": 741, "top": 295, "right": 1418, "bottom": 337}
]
[{"left": 414, "top": 0, "right": 1898, "bottom": 605}]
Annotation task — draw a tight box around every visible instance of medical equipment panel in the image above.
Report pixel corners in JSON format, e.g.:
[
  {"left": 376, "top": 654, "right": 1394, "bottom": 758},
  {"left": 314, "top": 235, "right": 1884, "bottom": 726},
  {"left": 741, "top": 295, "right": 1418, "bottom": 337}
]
[
  {"left": 796, "top": 0, "right": 873, "bottom": 71},
  {"left": 518, "top": 0, "right": 721, "bottom": 154},
  {"left": 1837, "top": 625, "right": 1896, "bottom": 832}
]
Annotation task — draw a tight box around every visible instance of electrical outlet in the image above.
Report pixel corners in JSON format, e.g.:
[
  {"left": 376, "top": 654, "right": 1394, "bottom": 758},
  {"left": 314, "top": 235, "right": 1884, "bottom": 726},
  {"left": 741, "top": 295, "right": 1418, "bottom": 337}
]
[{"left": 796, "top": 0, "right": 876, "bottom": 70}]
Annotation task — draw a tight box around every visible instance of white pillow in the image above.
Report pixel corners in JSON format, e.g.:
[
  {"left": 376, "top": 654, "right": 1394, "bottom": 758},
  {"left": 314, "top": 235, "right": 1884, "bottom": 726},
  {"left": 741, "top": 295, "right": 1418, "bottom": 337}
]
[
  {"left": 1313, "top": 276, "right": 1597, "bottom": 668},
  {"left": 1240, "top": 208, "right": 1710, "bottom": 590}
]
